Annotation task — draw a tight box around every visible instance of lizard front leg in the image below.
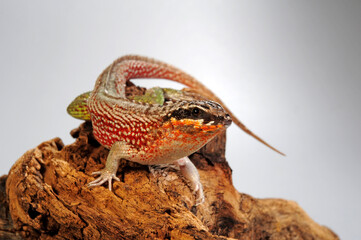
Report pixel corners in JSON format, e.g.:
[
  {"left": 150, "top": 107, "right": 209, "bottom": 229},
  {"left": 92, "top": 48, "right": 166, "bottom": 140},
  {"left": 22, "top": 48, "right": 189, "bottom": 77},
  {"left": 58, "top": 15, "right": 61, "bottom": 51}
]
[
  {"left": 175, "top": 157, "right": 205, "bottom": 205},
  {"left": 88, "top": 141, "right": 129, "bottom": 191}
]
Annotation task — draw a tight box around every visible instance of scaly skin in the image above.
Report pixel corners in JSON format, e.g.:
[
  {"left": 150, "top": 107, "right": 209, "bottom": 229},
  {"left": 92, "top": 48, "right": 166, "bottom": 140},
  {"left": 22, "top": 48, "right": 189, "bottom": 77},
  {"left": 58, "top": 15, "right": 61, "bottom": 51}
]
[
  {"left": 68, "top": 55, "right": 282, "bottom": 205},
  {"left": 67, "top": 87, "right": 207, "bottom": 121}
]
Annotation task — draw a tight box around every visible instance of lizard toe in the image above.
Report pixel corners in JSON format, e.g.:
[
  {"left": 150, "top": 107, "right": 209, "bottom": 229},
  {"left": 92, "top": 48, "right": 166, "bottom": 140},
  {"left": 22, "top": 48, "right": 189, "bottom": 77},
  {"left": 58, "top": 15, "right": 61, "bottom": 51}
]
[
  {"left": 88, "top": 170, "right": 119, "bottom": 191},
  {"left": 193, "top": 182, "right": 205, "bottom": 206}
]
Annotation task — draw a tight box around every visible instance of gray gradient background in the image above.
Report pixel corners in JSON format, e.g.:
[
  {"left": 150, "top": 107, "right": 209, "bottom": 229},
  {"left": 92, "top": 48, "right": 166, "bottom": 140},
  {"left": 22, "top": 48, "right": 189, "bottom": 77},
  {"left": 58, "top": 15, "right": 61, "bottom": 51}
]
[{"left": 1, "top": 1, "right": 360, "bottom": 239}]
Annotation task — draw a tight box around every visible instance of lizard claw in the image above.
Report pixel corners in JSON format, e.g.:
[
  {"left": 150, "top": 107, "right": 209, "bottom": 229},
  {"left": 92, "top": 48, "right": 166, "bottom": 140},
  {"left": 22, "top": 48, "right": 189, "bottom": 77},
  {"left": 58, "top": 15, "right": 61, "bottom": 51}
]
[
  {"left": 88, "top": 170, "right": 120, "bottom": 191},
  {"left": 193, "top": 181, "right": 205, "bottom": 206}
]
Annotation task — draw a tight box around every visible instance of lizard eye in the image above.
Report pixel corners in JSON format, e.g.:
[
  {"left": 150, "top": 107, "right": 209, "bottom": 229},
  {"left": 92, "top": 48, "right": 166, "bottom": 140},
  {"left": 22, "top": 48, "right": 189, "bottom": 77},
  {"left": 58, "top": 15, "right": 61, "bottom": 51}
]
[{"left": 192, "top": 108, "right": 200, "bottom": 115}]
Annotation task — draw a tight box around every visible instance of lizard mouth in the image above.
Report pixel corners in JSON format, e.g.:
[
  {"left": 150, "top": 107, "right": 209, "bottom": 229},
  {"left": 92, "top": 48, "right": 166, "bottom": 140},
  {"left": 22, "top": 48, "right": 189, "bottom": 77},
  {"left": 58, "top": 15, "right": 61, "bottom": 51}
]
[
  {"left": 203, "top": 113, "right": 232, "bottom": 128},
  {"left": 168, "top": 118, "right": 226, "bottom": 134}
]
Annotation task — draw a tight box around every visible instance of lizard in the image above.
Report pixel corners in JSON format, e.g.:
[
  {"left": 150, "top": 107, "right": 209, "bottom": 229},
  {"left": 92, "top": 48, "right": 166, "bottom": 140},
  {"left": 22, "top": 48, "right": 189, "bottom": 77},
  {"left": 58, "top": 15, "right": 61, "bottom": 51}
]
[{"left": 67, "top": 55, "right": 284, "bottom": 205}]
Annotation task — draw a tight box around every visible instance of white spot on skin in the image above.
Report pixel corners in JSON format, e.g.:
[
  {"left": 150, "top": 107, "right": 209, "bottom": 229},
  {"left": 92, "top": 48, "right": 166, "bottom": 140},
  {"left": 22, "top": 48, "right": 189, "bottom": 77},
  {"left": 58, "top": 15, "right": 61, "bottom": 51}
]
[{"left": 206, "top": 121, "right": 214, "bottom": 125}]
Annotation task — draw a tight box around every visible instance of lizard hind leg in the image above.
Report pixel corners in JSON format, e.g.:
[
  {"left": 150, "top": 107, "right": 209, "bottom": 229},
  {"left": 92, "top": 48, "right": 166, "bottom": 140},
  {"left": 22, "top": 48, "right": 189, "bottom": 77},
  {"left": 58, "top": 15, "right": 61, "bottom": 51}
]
[{"left": 174, "top": 157, "right": 205, "bottom": 206}]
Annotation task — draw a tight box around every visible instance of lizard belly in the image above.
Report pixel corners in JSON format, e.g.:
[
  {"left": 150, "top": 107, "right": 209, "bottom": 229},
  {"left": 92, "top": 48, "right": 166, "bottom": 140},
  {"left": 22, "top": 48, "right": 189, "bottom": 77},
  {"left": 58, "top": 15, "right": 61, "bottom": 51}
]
[
  {"left": 129, "top": 132, "right": 218, "bottom": 165},
  {"left": 129, "top": 143, "right": 199, "bottom": 165}
]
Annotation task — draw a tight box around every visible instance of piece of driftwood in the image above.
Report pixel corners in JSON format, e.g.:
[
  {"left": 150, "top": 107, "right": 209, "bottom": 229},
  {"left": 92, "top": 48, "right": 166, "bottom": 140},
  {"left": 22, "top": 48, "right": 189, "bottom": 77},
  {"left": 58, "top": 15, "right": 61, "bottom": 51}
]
[
  {"left": 1, "top": 85, "right": 339, "bottom": 239},
  {"left": 2, "top": 124, "right": 339, "bottom": 240}
]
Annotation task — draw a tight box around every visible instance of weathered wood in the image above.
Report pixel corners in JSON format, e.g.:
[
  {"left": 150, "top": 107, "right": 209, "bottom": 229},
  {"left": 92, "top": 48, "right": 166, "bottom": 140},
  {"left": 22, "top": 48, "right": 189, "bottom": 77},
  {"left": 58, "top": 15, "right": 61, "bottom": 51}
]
[
  {"left": 1, "top": 84, "right": 339, "bottom": 239},
  {"left": 2, "top": 121, "right": 338, "bottom": 240},
  {"left": 0, "top": 175, "right": 22, "bottom": 240}
]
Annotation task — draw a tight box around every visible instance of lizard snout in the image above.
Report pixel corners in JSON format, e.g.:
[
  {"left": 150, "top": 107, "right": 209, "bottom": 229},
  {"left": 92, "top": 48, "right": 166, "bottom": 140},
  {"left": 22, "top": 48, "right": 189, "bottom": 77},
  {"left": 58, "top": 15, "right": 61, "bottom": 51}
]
[{"left": 223, "top": 113, "right": 232, "bottom": 127}]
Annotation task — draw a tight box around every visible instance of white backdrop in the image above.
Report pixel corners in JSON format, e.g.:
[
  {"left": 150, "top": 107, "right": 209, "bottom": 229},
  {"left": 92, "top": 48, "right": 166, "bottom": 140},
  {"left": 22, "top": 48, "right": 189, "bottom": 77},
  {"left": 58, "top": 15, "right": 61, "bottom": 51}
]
[{"left": 1, "top": 1, "right": 360, "bottom": 239}]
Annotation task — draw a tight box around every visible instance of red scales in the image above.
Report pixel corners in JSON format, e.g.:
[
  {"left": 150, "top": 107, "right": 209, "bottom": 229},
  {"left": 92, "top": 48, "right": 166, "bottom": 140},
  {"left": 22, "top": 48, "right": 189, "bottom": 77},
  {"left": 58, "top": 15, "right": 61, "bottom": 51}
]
[{"left": 89, "top": 100, "right": 162, "bottom": 150}]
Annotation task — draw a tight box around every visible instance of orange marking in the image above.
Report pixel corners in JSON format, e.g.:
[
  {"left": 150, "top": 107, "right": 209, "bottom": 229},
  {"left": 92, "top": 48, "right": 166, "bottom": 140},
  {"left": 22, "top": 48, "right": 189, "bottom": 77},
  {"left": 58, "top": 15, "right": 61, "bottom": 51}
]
[
  {"left": 200, "top": 124, "right": 223, "bottom": 131},
  {"left": 170, "top": 118, "right": 203, "bottom": 127}
]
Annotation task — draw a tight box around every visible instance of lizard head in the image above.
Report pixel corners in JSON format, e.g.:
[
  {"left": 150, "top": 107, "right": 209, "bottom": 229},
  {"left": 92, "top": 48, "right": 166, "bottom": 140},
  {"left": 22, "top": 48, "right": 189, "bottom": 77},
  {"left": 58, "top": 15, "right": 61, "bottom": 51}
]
[{"left": 163, "top": 100, "right": 232, "bottom": 137}]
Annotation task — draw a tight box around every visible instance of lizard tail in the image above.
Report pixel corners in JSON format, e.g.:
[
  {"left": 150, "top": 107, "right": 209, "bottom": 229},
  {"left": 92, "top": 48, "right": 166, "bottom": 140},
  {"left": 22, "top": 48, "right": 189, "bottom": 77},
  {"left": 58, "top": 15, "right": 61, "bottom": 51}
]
[
  {"left": 95, "top": 55, "right": 285, "bottom": 156},
  {"left": 67, "top": 91, "right": 92, "bottom": 121}
]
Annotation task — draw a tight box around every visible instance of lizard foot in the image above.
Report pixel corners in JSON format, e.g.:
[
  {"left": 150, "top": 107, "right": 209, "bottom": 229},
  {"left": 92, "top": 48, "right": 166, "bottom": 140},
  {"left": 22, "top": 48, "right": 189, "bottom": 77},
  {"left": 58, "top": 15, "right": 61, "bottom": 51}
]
[{"left": 88, "top": 170, "right": 120, "bottom": 191}]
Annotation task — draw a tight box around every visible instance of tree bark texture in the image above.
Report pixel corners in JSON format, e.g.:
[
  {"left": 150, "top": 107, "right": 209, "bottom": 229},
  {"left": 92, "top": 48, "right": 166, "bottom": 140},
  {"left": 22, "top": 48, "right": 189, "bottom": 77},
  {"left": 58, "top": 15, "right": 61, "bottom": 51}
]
[{"left": 1, "top": 86, "right": 339, "bottom": 240}]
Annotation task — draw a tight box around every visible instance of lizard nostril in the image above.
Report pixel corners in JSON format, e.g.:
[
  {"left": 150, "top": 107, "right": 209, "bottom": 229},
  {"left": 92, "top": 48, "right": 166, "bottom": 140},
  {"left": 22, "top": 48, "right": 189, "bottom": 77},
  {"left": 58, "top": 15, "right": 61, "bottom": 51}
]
[{"left": 224, "top": 115, "right": 232, "bottom": 126}]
